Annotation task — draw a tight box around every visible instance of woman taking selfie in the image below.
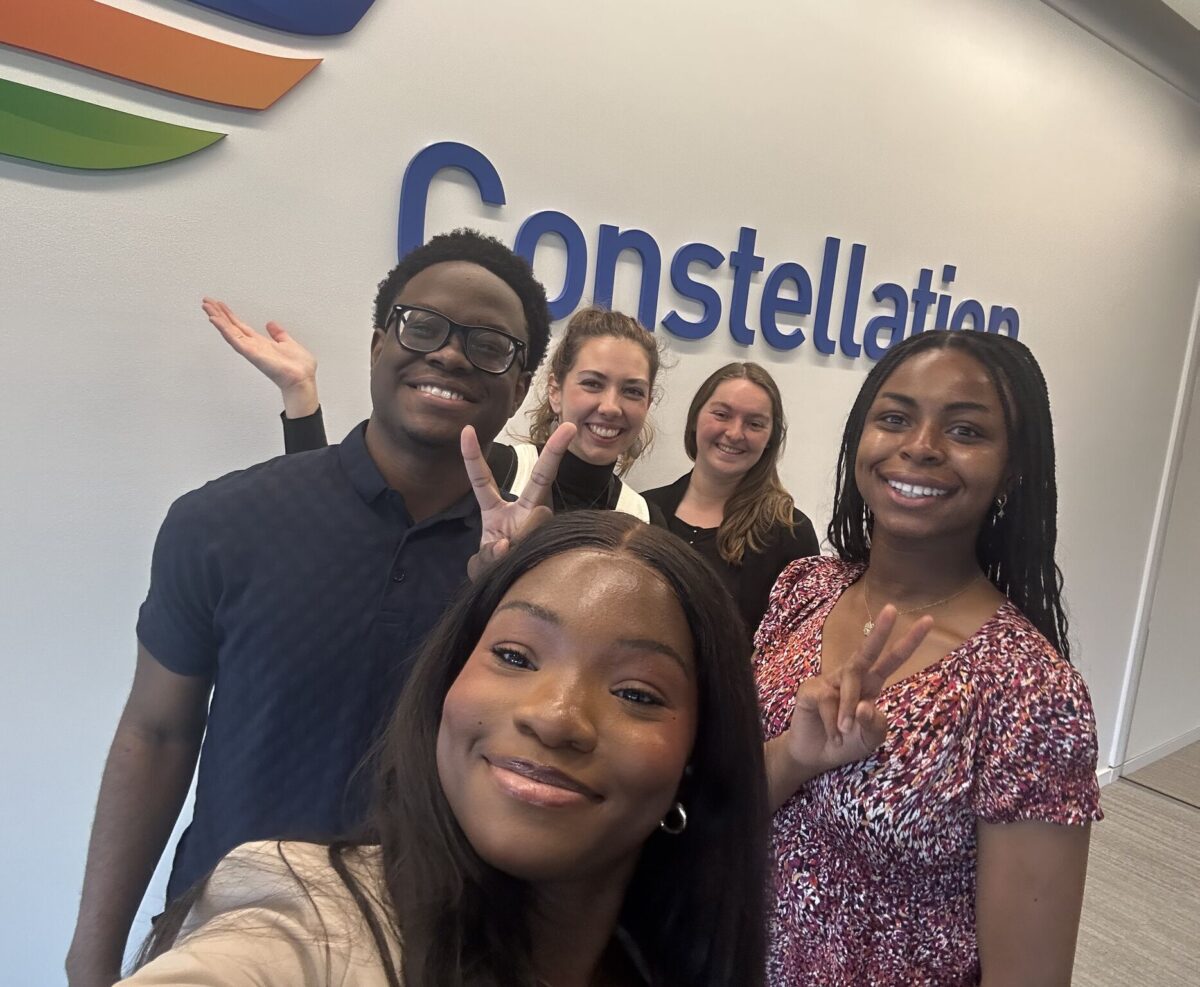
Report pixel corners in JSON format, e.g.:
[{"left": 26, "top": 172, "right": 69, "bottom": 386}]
[
  {"left": 119, "top": 512, "right": 769, "bottom": 987},
  {"left": 758, "top": 330, "right": 1102, "bottom": 986},
  {"left": 643, "top": 362, "right": 819, "bottom": 641}
]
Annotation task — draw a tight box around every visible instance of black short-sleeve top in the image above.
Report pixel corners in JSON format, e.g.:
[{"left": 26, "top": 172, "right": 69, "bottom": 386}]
[{"left": 641, "top": 472, "right": 820, "bottom": 645}]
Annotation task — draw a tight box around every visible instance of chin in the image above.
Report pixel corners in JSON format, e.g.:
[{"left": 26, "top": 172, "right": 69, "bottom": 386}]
[
  {"left": 464, "top": 830, "right": 606, "bottom": 884},
  {"left": 397, "top": 420, "right": 466, "bottom": 450},
  {"left": 574, "top": 444, "right": 623, "bottom": 467}
]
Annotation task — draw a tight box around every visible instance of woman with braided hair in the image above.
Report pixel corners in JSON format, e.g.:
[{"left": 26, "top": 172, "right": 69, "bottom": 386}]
[{"left": 759, "top": 330, "right": 1102, "bottom": 985}]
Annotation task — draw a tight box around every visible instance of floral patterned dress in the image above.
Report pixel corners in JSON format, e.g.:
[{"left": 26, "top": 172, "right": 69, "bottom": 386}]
[{"left": 755, "top": 558, "right": 1103, "bottom": 986}]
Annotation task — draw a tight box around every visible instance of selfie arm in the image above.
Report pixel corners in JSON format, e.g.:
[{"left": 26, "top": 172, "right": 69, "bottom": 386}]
[{"left": 67, "top": 645, "right": 210, "bottom": 987}]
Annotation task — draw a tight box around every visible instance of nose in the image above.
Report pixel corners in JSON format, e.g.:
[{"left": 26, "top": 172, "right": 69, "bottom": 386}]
[
  {"left": 425, "top": 329, "right": 473, "bottom": 373},
  {"left": 901, "top": 420, "right": 944, "bottom": 463},
  {"left": 724, "top": 418, "right": 746, "bottom": 443},
  {"left": 513, "top": 673, "right": 598, "bottom": 753},
  {"left": 596, "top": 386, "right": 622, "bottom": 419}
]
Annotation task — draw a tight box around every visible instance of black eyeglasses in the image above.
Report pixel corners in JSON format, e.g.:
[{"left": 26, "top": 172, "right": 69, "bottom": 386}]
[{"left": 385, "top": 305, "right": 527, "bottom": 375}]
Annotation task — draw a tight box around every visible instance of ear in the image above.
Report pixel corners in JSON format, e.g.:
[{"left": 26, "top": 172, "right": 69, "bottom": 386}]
[
  {"left": 548, "top": 373, "right": 563, "bottom": 417},
  {"left": 370, "top": 328, "right": 386, "bottom": 368},
  {"left": 510, "top": 371, "right": 532, "bottom": 415}
]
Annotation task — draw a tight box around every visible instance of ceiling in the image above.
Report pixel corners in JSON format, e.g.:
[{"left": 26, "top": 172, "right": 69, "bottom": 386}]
[{"left": 1044, "top": 0, "right": 1200, "bottom": 103}]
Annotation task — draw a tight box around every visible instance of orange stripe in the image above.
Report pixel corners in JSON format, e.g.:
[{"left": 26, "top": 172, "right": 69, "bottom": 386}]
[{"left": 0, "top": 0, "right": 321, "bottom": 110}]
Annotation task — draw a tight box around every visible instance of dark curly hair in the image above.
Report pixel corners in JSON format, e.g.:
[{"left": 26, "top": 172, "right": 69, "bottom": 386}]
[
  {"left": 828, "top": 330, "right": 1071, "bottom": 660},
  {"left": 372, "top": 228, "right": 552, "bottom": 372}
]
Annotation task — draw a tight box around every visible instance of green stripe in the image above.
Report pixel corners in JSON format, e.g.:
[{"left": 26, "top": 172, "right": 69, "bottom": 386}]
[{"left": 0, "top": 78, "right": 224, "bottom": 170}]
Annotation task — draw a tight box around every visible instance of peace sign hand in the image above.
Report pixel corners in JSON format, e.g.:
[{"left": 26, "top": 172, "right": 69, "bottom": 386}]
[
  {"left": 784, "top": 606, "right": 933, "bottom": 776},
  {"left": 461, "top": 422, "right": 577, "bottom": 580}
]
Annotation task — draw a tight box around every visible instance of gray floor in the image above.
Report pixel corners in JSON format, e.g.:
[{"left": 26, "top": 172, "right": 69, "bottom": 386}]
[
  {"left": 1074, "top": 745, "right": 1200, "bottom": 986},
  {"left": 1128, "top": 740, "right": 1200, "bottom": 810}
]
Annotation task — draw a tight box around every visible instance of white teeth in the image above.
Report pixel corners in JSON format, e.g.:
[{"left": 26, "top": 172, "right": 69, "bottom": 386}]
[
  {"left": 716, "top": 444, "right": 743, "bottom": 454},
  {"left": 587, "top": 424, "right": 621, "bottom": 439},
  {"left": 416, "top": 384, "right": 466, "bottom": 401},
  {"left": 887, "top": 479, "right": 948, "bottom": 499}
]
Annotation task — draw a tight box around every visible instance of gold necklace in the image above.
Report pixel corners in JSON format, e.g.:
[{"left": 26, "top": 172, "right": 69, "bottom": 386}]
[{"left": 862, "top": 576, "right": 980, "bottom": 636}]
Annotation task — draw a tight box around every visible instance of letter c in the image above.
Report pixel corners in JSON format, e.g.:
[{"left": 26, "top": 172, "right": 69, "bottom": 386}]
[{"left": 397, "top": 141, "right": 506, "bottom": 257}]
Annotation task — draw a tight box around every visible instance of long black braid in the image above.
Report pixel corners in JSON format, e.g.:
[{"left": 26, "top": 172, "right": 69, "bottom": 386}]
[{"left": 828, "top": 330, "right": 1071, "bottom": 661}]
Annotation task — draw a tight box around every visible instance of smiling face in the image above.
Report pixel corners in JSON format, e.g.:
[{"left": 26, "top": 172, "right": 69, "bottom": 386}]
[
  {"left": 435, "top": 549, "right": 697, "bottom": 887},
  {"left": 369, "top": 261, "right": 531, "bottom": 452},
  {"left": 692, "top": 378, "right": 774, "bottom": 482},
  {"left": 854, "top": 347, "right": 1010, "bottom": 545},
  {"left": 548, "top": 337, "right": 652, "bottom": 466}
]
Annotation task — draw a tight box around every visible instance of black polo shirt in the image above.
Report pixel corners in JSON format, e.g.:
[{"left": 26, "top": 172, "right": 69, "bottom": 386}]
[{"left": 137, "top": 422, "right": 480, "bottom": 901}]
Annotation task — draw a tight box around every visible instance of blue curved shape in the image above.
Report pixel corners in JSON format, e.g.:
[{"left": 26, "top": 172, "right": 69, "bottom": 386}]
[
  {"left": 181, "top": 0, "right": 376, "bottom": 36},
  {"left": 397, "top": 141, "right": 507, "bottom": 258}
]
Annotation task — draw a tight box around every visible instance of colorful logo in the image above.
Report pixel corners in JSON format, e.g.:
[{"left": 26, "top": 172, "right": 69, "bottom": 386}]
[{"left": 0, "top": 0, "right": 376, "bottom": 170}]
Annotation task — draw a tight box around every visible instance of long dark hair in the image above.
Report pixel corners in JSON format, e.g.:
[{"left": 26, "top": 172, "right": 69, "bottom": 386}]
[
  {"left": 140, "top": 512, "right": 768, "bottom": 986},
  {"left": 828, "top": 331, "right": 1070, "bottom": 660},
  {"left": 684, "top": 362, "right": 796, "bottom": 565}
]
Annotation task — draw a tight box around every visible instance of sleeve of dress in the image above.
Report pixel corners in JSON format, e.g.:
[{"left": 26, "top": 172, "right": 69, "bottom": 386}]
[
  {"left": 282, "top": 407, "right": 328, "bottom": 455},
  {"left": 752, "top": 556, "right": 822, "bottom": 656},
  {"left": 117, "top": 842, "right": 354, "bottom": 987},
  {"left": 970, "top": 640, "right": 1104, "bottom": 826}
]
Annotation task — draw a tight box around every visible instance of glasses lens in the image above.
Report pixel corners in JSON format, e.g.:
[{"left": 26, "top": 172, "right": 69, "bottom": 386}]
[
  {"left": 467, "top": 329, "right": 516, "bottom": 373},
  {"left": 396, "top": 309, "right": 449, "bottom": 351}
]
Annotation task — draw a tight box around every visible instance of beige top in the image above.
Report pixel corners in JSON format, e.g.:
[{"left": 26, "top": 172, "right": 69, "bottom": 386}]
[{"left": 118, "top": 841, "right": 400, "bottom": 987}]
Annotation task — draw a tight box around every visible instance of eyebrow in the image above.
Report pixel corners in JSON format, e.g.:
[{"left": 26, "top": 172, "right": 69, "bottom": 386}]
[
  {"left": 711, "top": 400, "right": 768, "bottom": 418},
  {"left": 495, "top": 600, "right": 560, "bottom": 624},
  {"left": 575, "top": 370, "right": 650, "bottom": 387},
  {"left": 614, "top": 638, "right": 691, "bottom": 674},
  {"left": 878, "top": 392, "right": 994, "bottom": 414},
  {"left": 493, "top": 602, "right": 691, "bottom": 674}
]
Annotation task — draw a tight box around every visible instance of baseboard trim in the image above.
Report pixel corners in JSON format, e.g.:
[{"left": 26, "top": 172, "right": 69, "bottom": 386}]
[{"left": 1118, "top": 724, "right": 1200, "bottom": 776}]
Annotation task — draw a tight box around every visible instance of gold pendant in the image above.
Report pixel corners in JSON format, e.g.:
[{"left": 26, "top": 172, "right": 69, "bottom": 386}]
[{"left": 863, "top": 620, "right": 874, "bottom": 636}]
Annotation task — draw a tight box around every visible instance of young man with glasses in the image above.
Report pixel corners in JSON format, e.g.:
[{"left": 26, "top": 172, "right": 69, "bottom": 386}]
[{"left": 67, "top": 229, "right": 569, "bottom": 987}]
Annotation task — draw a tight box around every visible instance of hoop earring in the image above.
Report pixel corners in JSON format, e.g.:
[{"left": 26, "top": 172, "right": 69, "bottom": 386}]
[
  {"left": 991, "top": 494, "right": 1008, "bottom": 526},
  {"left": 658, "top": 801, "right": 687, "bottom": 835}
]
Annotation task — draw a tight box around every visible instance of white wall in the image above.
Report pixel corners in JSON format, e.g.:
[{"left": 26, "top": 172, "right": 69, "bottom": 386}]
[
  {"left": 2, "top": 0, "right": 1199, "bottom": 981},
  {"left": 1125, "top": 332, "right": 1200, "bottom": 768}
]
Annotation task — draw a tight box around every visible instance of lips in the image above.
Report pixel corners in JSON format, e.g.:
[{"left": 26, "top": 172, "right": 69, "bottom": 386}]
[{"left": 486, "top": 755, "right": 601, "bottom": 807}]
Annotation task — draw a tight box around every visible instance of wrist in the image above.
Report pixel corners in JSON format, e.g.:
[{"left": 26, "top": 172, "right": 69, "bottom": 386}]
[
  {"left": 281, "top": 379, "right": 319, "bottom": 419},
  {"left": 778, "top": 730, "right": 825, "bottom": 786},
  {"left": 766, "top": 733, "right": 822, "bottom": 811}
]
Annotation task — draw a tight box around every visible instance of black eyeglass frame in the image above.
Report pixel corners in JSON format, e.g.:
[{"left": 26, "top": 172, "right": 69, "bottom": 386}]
[{"left": 384, "top": 304, "right": 528, "bottom": 375}]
